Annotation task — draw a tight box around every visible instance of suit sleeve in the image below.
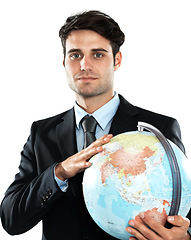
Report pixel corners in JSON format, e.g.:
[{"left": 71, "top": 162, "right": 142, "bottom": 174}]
[
  {"left": 0, "top": 122, "right": 64, "bottom": 235},
  {"left": 163, "top": 118, "right": 186, "bottom": 154}
]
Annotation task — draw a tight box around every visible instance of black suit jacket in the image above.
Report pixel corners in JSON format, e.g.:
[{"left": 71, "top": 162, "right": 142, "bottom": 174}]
[{"left": 0, "top": 95, "right": 188, "bottom": 239}]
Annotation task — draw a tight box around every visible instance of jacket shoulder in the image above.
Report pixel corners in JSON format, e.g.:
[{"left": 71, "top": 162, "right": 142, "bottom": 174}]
[
  {"left": 119, "top": 94, "right": 175, "bottom": 122},
  {"left": 33, "top": 108, "right": 74, "bottom": 128},
  {"left": 136, "top": 105, "right": 175, "bottom": 122}
]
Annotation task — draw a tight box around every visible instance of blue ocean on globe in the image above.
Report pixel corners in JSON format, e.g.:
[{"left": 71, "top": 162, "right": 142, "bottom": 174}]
[{"left": 83, "top": 131, "right": 191, "bottom": 239}]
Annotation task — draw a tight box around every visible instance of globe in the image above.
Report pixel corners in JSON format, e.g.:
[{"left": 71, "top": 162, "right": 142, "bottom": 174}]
[{"left": 82, "top": 122, "right": 191, "bottom": 239}]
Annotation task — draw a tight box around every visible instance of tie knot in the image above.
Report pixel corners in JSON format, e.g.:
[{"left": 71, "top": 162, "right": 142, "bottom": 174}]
[{"left": 81, "top": 115, "right": 97, "bottom": 134}]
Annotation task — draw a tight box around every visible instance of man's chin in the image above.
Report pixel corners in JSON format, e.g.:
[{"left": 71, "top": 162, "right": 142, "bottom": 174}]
[
  {"left": 77, "top": 91, "right": 101, "bottom": 98},
  {"left": 74, "top": 87, "right": 103, "bottom": 98}
]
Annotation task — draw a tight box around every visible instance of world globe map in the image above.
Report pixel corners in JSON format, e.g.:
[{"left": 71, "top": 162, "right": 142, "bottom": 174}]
[{"left": 83, "top": 127, "right": 191, "bottom": 239}]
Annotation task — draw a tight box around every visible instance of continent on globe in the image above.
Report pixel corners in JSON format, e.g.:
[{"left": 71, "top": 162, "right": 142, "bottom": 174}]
[
  {"left": 101, "top": 145, "right": 155, "bottom": 184},
  {"left": 135, "top": 206, "right": 170, "bottom": 226}
]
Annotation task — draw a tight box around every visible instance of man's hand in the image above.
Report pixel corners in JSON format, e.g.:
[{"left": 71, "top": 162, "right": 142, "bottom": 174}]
[
  {"left": 126, "top": 213, "right": 190, "bottom": 240},
  {"left": 55, "top": 134, "right": 113, "bottom": 181}
]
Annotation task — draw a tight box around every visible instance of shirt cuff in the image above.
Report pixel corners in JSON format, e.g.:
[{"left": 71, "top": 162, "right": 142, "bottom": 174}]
[{"left": 54, "top": 166, "right": 68, "bottom": 192}]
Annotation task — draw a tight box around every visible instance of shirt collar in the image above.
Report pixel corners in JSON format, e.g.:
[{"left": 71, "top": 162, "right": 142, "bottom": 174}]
[{"left": 74, "top": 92, "right": 120, "bottom": 130}]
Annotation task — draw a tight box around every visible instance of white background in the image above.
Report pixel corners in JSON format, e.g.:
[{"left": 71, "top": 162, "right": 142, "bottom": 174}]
[{"left": 0, "top": 0, "right": 190, "bottom": 239}]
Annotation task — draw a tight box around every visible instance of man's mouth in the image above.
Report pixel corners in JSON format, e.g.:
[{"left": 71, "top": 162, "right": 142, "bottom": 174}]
[
  {"left": 75, "top": 72, "right": 99, "bottom": 81},
  {"left": 77, "top": 76, "right": 98, "bottom": 81}
]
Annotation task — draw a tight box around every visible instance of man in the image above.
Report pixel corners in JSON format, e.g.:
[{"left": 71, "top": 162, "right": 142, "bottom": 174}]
[{"left": 0, "top": 10, "right": 190, "bottom": 240}]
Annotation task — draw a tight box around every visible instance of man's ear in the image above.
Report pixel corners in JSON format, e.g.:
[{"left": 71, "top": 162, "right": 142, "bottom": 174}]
[{"left": 114, "top": 51, "right": 122, "bottom": 71}]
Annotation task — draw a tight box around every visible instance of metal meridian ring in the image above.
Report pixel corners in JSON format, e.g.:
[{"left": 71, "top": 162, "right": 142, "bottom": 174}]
[{"left": 137, "top": 122, "right": 181, "bottom": 217}]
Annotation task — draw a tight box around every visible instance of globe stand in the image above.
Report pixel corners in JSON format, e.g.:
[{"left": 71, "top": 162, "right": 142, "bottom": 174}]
[{"left": 137, "top": 122, "right": 182, "bottom": 228}]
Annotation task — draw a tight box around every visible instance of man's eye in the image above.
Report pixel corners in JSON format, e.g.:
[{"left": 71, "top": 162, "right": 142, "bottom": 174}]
[
  {"left": 70, "top": 53, "right": 82, "bottom": 59},
  {"left": 94, "top": 53, "right": 104, "bottom": 58}
]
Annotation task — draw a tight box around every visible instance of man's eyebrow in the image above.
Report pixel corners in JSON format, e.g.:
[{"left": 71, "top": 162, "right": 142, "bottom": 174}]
[
  {"left": 67, "top": 49, "right": 82, "bottom": 54},
  {"left": 91, "top": 48, "right": 108, "bottom": 52}
]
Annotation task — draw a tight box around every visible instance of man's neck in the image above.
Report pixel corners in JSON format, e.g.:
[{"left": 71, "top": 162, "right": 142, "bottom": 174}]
[{"left": 76, "top": 92, "right": 114, "bottom": 114}]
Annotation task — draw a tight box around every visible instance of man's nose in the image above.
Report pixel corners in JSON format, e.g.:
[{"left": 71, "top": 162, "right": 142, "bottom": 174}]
[{"left": 80, "top": 56, "right": 93, "bottom": 71}]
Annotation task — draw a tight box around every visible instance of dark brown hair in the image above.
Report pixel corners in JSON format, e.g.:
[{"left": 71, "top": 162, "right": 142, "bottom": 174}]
[{"left": 59, "top": 10, "right": 125, "bottom": 58}]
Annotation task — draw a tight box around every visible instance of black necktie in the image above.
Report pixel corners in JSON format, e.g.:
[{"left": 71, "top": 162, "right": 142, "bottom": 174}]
[{"left": 81, "top": 115, "right": 97, "bottom": 148}]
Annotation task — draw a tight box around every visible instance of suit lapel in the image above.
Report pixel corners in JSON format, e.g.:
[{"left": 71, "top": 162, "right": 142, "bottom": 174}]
[
  {"left": 56, "top": 108, "right": 77, "bottom": 160},
  {"left": 109, "top": 95, "right": 140, "bottom": 135},
  {"left": 56, "top": 108, "right": 83, "bottom": 197}
]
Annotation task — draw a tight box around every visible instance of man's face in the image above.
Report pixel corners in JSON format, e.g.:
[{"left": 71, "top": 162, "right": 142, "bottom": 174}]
[{"left": 64, "top": 30, "right": 121, "bottom": 99}]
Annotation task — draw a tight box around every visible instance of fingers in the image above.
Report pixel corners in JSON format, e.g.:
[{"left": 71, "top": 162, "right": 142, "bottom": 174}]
[
  {"left": 137, "top": 212, "right": 165, "bottom": 236},
  {"left": 59, "top": 134, "right": 113, "bottom": 179},
  {"left": 74, "top": 134, "right": 113, "bottom": 173},
  {"left": 81, "top": 134, "right": 113, "bottom": 161},
  {"left": 126, "top": 212, "right": 164, "bottom": 240},
  {"left": 88, "top": 134, "right": 113, "bottom": 150},
  {"left": 167, "top": 215, "right": 190, "bottom": 230},
  {"left": 126, "top": 213, "right": 190, "bottom": 240},
  {"left": 126, "top": 214, "right": 162, "bottom": 240}
]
